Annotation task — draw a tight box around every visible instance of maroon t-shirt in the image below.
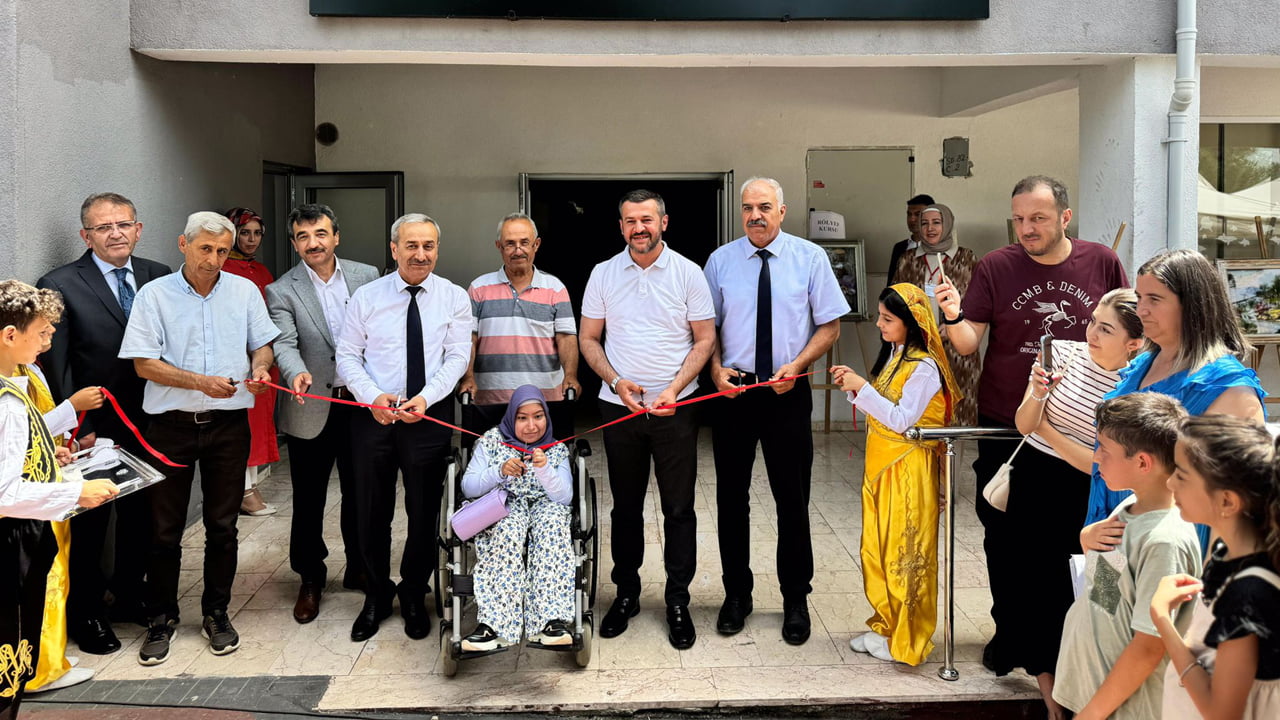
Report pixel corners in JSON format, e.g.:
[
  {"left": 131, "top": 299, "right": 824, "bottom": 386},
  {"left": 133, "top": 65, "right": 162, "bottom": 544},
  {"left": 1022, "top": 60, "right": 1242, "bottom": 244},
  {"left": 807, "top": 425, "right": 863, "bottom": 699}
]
[{"left": 962, "top": 239, "right": 1129, "bottom": 426}]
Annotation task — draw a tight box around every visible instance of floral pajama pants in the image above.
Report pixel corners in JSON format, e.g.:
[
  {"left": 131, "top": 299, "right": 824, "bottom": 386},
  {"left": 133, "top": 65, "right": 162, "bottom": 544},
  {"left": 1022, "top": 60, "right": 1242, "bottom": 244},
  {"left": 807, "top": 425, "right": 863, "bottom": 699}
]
[{"left": 473, "top": 495, "right": 575, "bottom": 643}]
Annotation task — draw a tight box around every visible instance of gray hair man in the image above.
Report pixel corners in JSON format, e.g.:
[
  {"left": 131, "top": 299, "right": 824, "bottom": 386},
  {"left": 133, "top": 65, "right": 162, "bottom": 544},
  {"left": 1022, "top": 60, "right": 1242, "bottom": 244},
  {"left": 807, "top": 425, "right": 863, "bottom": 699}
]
[
  {"left": 459, "top": 212, "right": 579, "bottom": 444},
  {"left": 336, "top": 212, "right": 472, "bottom": 643},
  {"left": 119, "top": 211, "right": 280, "bottom": 666}
]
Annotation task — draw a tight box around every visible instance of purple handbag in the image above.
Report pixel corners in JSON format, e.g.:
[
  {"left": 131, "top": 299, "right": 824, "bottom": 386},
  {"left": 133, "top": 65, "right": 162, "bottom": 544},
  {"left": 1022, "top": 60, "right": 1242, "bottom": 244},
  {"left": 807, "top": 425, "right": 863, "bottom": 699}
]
[{"left": 450, "top": 485, "right": 510, "bottom": 541}]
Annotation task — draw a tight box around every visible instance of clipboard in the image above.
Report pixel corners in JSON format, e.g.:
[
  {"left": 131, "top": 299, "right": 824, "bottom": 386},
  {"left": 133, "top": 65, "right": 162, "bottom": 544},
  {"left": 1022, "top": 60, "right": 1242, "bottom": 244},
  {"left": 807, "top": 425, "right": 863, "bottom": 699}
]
[{"left": 57, "top": 442, "right": 166, "bottom": 521}]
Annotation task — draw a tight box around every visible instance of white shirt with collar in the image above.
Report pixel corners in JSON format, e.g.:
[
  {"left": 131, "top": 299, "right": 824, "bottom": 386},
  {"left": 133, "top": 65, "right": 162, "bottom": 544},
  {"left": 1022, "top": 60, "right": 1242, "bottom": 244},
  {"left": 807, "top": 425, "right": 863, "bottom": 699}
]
[
  {"left": 580, "top": 241, "right": 716, "bottom": 405},
  {"left": 91, "top": 252, "right": 136, "bottom": 303},
  {"left": 303, "top": 258, "right": 352, "bottom": 387},
  {"left": 336, "top": 270, "right": 473, "bottom": 408}
]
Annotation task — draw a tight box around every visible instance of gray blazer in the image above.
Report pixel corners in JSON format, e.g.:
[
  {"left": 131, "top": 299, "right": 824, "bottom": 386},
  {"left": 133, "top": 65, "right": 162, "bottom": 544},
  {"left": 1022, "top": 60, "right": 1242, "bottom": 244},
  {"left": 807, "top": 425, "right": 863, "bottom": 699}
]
[{"left": 266, "top": 258, "right": 380, "bottom": 440}]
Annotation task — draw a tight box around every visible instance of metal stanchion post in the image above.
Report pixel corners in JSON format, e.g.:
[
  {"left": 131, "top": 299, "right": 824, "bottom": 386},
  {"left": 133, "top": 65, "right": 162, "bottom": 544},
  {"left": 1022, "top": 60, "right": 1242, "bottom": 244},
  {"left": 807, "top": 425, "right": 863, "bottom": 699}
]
[
  {"left": 938, "top": 436, "right": 959, "bottom": 681},
  {"left": 905, "top": 425, "right": 1020, "bottom": 682}
]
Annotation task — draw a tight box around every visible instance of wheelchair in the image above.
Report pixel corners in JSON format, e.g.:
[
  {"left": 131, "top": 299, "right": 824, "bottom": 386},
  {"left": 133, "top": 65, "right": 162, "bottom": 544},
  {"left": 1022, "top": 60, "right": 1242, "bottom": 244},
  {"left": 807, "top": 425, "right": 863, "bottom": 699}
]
[{"left": 435, "top": 393, "right": 598, "bottom": 676}]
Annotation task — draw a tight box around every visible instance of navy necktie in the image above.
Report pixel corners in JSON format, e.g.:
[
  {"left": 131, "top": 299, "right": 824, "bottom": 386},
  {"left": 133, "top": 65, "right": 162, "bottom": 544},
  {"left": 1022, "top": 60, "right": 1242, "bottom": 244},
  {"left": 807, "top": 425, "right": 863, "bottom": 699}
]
[
  {"left": 755, "top": 248, "right": 773, "bottom": 378},
  {"left": 113, "top": 267, "right": 134, "bottom": 318},
  {"left": 405, "top": 286, "right": 425, "bottom": 398}
]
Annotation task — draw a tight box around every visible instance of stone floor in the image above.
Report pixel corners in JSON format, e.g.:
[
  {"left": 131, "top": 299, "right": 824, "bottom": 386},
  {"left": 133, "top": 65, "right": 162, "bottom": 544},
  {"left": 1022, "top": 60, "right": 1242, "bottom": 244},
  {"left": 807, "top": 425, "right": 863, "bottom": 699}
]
[{"left": 62, "top": 425, "right": 1039, "bottom": 713}]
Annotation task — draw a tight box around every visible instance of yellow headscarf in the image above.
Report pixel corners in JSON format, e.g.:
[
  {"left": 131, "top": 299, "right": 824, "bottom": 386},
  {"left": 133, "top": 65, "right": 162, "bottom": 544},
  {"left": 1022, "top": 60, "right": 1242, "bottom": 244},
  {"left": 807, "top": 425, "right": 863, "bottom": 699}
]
[{"left": 887, "top": 282, "right": 963, "bottom": 421}]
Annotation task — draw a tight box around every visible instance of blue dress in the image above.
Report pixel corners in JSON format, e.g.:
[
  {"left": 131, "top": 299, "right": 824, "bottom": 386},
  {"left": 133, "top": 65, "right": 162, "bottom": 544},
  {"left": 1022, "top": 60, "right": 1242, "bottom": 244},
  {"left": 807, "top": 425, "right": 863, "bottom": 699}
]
[{"left": 1084, "top": 351, "right": 1266, "bottom": 547}]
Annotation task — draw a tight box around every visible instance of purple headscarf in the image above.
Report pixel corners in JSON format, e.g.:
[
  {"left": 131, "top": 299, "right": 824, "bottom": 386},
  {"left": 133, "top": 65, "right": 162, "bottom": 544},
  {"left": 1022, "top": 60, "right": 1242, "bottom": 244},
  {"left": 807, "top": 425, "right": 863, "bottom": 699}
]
[{"left": 498, "top": 384, "right": 555, "bottom": 451}]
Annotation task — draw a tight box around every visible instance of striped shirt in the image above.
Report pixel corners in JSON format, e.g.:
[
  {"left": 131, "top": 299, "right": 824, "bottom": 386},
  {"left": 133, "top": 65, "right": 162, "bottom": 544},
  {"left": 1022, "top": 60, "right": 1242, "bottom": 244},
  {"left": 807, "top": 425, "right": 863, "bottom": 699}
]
[
  {"left": 1027, "top": 340, "right": 1121, "bottom": 459},
  {"left": 468, "top": 267, "right": 576, "bottom": 406}
]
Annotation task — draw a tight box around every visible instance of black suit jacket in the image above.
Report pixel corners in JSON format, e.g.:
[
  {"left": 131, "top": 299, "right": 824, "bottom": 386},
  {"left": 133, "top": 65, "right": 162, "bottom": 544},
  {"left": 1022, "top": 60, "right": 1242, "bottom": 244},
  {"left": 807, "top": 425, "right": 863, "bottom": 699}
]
[{"left": 37, "top": 249, "right": 172, "bottom": 436}]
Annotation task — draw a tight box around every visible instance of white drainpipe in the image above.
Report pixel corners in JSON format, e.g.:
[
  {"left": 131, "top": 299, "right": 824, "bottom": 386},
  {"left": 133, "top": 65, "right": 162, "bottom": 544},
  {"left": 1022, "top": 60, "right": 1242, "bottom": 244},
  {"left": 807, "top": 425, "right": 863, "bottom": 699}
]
[{"left": 1167, "top": 0, "right": 1197, "bottom": 249}]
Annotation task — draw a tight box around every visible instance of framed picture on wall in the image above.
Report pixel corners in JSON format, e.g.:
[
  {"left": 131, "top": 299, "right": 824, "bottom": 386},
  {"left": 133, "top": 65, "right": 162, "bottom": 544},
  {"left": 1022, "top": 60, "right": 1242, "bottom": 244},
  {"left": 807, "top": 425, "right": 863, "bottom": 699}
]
[
  {"left": 1217, "top": 259, "right": 1280, "bottom": 342},
  {"left": 819, "top": 241, "right": 868, "bottom": 320}
]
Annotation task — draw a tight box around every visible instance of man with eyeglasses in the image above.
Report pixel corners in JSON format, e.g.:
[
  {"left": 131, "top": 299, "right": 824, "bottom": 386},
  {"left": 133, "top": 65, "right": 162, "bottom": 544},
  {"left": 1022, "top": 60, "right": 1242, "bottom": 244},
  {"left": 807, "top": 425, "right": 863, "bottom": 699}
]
[{"left": 36, "top": 192, "right": 171, "bottom": 656}]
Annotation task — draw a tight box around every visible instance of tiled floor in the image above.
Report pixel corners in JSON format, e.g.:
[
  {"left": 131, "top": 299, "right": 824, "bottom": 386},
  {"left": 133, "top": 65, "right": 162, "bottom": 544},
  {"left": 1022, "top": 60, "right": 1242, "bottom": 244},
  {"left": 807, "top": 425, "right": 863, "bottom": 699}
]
[{"left": 66, "top": 426, "right": 1038, "bottom": 713}]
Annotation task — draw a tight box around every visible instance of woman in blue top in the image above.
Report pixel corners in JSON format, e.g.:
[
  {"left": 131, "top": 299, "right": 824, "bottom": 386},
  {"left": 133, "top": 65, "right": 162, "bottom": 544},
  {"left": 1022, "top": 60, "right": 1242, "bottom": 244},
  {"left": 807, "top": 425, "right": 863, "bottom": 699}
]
[{"left": 1085, "top": 250, "right": 1265, "bottom": 549}]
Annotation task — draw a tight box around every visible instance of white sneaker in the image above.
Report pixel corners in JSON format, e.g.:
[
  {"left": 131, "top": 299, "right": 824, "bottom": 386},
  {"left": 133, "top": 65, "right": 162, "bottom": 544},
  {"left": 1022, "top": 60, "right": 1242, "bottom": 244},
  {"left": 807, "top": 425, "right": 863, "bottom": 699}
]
[
  {"left": 864, "top": 632, "right": 896, "bottom": 662},
  {"left": 849, "top": 633, "right": 870, "bottom": 653},
  {"left": 28, "top": 667, "right": 94, "bottom": 693}
]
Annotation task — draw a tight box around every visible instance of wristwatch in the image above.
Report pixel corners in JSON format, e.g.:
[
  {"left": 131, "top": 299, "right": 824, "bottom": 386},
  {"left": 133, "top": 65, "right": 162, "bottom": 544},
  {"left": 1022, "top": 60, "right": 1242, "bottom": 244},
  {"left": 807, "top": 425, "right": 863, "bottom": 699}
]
[
  {"left": 610, "top": 376, "right": 623, "bottom": 392},
  {"left": 942, "top": 310, "right": 965, "bottom": 326}
]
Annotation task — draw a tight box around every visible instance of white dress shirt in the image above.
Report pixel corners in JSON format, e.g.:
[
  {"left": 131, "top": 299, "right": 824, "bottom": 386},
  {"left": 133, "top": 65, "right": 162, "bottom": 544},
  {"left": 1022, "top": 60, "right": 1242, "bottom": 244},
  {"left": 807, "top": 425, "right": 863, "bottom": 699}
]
[
  {"left": 0, "top": 379, "right": 82, "bottom": 521},
  {"left": 303, "top": 258, "right": 352, "bottom": 386},
  {"left": 91, "top": 252, "right": 136, "bottom": 304},
  {"left": 580, "top": 242, "right": 716, "bottom": 405},
  {"left": 336, "top": 271, "right": 473, "bottom": 407}
]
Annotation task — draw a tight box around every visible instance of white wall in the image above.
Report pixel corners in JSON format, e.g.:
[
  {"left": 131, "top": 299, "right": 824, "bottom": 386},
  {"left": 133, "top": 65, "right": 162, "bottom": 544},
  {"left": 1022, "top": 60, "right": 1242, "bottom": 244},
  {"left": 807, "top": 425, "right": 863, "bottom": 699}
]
[{"left": 4, "top": 0, "right": 315, "bottom": 283}]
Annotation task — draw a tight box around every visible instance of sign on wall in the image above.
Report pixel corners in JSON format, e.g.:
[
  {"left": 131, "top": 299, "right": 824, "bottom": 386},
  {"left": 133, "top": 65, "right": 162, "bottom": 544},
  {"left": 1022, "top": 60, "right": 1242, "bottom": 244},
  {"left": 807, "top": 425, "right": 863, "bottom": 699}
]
[{"left": 309, "top": 1, "right": 989, "bottom": 21}]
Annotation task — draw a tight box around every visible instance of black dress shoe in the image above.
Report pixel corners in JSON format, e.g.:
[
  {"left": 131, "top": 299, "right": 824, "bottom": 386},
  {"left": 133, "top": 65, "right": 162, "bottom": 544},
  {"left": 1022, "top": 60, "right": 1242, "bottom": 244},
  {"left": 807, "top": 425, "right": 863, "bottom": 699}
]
[
  {"left": 401, "top": 598, "right": 431, "bottom": 640},
  {"left": 716, "top": 596, "right": 753, "bottom": 635},
  {"left": 666, "top": 605, "right": 696, "bottom": 649},
  {"left": 782, "top": 600, "right": 811, "bottom": 645},
  {"left": 350, "top": 597, "right": 393, "bottom": 642},
  {"left": 72, "top": 617, "right": 121, "bottom": 655},
  {"left": 598, "top": 596, "right": 640, "bottom": 639}
]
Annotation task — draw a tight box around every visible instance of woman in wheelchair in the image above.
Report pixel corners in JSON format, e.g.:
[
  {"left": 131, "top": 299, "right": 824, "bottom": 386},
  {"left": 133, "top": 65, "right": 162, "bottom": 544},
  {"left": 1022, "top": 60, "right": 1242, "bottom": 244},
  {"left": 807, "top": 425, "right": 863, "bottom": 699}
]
[{"left": 460, "top": 385, "right": 576, "bottom": 651}]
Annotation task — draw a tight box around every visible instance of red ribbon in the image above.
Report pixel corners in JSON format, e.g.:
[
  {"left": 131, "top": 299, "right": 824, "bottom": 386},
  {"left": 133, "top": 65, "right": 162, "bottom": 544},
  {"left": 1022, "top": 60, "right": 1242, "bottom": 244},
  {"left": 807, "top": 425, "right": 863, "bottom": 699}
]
[
  {"left": 259, "top": 371, "right": 819, "bottom": 453},
  {"left": 72, "top": 387, "right": 186, "bottom": 468}
]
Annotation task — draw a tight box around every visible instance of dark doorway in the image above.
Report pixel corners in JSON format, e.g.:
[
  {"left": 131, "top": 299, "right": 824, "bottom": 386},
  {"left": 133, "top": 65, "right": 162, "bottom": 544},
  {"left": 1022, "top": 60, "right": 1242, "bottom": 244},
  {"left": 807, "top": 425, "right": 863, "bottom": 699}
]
[{"left": 522, "top": 173, "right": 734, "bottom": 426}]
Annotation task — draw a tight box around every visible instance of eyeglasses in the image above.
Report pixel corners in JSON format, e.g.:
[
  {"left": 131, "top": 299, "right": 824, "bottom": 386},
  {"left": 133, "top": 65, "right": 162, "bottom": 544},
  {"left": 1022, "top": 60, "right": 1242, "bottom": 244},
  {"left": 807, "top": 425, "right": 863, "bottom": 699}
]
[{"left": 84, "top": 221, "right": 138, "bottom": 236}]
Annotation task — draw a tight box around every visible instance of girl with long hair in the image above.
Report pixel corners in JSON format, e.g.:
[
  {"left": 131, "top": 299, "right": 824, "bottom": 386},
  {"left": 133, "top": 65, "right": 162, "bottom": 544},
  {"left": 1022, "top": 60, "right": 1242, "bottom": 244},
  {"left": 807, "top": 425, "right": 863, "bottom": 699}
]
[
  {"left": 832, "top": 283, "right": 961, "bottom": 665},
  {"left": 1151, "top": 416, "right": 1280, "bottom": 718}
]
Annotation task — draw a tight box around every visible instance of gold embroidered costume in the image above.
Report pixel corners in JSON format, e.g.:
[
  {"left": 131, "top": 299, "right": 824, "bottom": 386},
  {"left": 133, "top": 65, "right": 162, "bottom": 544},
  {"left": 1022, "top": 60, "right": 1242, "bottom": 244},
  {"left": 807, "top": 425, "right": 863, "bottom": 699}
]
[{"left": 860, "top": 283, "right": 961, "bottom": 665}]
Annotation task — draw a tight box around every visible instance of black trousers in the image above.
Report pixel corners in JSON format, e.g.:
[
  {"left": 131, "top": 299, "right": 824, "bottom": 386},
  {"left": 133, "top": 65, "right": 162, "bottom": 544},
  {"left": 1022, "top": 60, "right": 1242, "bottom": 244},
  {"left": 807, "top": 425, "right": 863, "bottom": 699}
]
[
  {"left": 286, "top": 401, "right": 361, "bottom": 586},
  {"left": 352, "top": 399, "right": 452, "bottom": 603},
  {"left": 144, "top": 410, "right": 250, "bottom": 621},
  {"left": 599, "top": 400, "right": 698, "bottom": 607},
  {"left": 460, "top": 399, "right": 574, "bottom": 450},
  {"left": 971, "top": 412, "right": 1022, "bottom": 673},
  {"left": 66, "top": 419, "right": 153, "bottom": 625},
  {"left": 1002, "top": 444, "right": 1090, "bottom": 676},
  {"left": 0, "top": 518, "right": 55, "bottom": 719},
  {"left": 713, "top": 377, "right": 814, "bottom": 603}
]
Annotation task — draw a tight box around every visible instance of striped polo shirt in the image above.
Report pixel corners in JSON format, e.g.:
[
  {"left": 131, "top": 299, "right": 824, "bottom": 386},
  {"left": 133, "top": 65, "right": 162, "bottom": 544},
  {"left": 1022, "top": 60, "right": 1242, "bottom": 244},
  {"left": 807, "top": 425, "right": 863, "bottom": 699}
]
[
  {"left": 468, "top": 267, "right": 576, "bottom": 406},
  {"left": 1027, "top": 339, "right": 1122, "bottom": 459}
]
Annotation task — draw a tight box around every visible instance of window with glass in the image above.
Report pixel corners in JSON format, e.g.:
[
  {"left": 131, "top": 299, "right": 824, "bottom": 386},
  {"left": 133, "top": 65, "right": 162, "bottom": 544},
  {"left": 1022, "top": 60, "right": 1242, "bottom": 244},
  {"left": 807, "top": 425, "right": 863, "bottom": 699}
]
[{"left": 1199, "top": 123, "right": 1280, "bottom": 259}]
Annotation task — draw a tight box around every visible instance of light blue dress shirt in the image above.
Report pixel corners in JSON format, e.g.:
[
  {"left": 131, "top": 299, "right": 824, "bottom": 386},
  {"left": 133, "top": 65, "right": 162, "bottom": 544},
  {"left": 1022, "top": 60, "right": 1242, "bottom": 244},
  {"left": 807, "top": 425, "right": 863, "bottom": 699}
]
[
  {"left": 119, "top": 268, "right": 280, "bottom": 414},
  {"left": 90, "top": 252, "right": 136, "bottom": 303},
  {"left": 703, "top": 231, "right": 850, "bottom": 374}
]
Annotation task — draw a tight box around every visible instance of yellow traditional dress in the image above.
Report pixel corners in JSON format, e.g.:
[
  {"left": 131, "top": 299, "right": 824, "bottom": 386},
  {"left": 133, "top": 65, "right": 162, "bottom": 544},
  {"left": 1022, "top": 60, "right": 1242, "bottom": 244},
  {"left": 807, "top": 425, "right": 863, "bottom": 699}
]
[
  {"left": 0, "top": 376, "right": 62, "bottom": 712},
  {"left": 13, "top": 367, "right": 72, "bottom": 692},
  {"left": 858, "top": 283, "right": 961, "bottom": 666}
]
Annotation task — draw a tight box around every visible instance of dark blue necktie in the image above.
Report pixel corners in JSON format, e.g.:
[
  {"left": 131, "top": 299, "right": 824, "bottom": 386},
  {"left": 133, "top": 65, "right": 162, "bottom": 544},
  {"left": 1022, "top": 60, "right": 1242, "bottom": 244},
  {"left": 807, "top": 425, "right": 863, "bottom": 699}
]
[
  {"left": 755, "top": 248, "right": 773, "bottom": 378},
  {"left": 113, "top": 267, "right": 134, "bottom": 318},
  {"left": 405, "top": 286, "right": 425, "bottom": 397}
]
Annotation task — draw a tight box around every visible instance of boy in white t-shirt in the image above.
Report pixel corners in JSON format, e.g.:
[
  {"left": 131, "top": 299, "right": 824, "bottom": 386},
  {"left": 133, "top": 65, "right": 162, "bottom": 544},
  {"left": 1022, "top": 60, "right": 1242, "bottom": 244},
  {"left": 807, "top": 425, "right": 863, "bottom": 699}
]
[{"left": 1053, "top": 393, "right": 1202, "bottom": 720}]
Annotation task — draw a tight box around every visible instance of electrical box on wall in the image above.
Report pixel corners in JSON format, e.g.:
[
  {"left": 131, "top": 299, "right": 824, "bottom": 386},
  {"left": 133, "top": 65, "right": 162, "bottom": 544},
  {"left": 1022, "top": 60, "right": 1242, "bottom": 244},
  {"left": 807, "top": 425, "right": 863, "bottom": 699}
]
[{"left": 941, "top": 137, "right": 973, "bottom": 178}]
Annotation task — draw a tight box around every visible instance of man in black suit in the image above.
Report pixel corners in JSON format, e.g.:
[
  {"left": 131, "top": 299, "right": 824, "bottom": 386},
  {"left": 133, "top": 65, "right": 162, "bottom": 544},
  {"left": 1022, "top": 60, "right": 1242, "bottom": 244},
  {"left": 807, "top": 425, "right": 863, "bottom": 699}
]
[
  {"left": 886, "top": 193, "right": 934, "bottom": 284},
  {"left": 37, "top": 192, "right": 171, "bottom": 654}
]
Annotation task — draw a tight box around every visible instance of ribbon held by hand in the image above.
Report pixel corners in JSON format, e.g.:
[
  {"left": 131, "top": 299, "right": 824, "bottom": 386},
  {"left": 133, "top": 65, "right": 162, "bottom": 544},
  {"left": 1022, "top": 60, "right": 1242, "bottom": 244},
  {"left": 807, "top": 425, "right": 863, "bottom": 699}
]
[{"left": 71, "top": 387, "right": 186, "bottom": 468}]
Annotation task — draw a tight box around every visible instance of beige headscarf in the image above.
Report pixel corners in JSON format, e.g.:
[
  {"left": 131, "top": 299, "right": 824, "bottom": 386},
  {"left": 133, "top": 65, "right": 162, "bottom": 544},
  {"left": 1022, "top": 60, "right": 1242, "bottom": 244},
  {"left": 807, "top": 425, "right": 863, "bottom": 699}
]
[{"left": 914, "top": 204, "right": 955, "bottom": 256}]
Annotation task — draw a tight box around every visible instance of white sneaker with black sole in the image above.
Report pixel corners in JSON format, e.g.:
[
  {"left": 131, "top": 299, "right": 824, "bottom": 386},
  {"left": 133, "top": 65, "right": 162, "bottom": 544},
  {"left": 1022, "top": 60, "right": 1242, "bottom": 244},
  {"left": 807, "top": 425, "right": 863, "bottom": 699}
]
[
  {"left": 138, "top": 619, "right": 177, "bottom": 666},
  {"left": 201, "top": 610, "right": 240, "bottom": 656}
]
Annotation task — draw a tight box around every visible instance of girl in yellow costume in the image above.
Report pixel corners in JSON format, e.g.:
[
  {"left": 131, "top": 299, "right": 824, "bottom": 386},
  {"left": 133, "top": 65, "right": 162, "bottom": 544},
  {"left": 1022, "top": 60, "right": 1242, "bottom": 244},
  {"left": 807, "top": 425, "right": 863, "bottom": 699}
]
[
  {"left": 0, "top": 279, "right": 116, "bottom": 718},
  {"left": 832, "top": 283, "right": 960, "bottom": 665}
]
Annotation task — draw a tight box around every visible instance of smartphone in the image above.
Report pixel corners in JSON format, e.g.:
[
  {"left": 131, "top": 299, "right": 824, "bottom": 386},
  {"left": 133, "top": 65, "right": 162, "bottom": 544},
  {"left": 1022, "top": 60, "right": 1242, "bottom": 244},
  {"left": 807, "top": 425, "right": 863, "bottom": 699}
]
[{"left": 1040, "top": 334, "right": 1055, "bottom": 373}]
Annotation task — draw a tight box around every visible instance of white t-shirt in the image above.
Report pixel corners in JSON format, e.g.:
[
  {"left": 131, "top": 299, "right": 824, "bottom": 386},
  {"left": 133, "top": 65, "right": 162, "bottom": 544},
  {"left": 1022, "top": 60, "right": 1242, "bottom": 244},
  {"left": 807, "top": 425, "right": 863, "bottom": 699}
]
[{"left": 581, "top": 242, "right": 715, "bottom": 405}]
